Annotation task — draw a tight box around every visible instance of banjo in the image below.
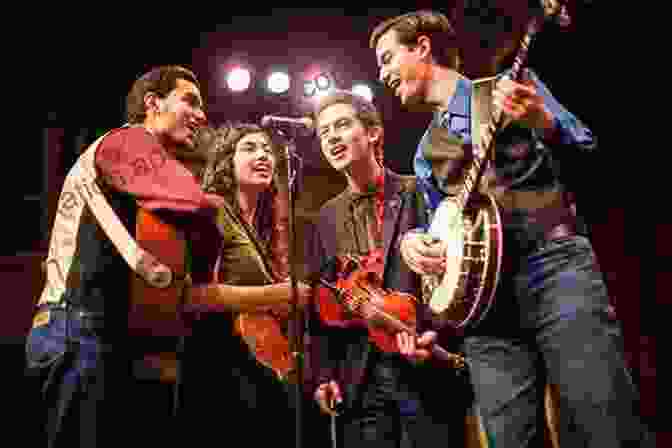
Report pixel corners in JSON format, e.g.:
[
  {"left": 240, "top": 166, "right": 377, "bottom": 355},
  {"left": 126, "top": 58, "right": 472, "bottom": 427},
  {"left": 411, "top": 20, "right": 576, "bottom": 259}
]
[{"left": 422, "top": 0, "right": 571, "bottom": 329}]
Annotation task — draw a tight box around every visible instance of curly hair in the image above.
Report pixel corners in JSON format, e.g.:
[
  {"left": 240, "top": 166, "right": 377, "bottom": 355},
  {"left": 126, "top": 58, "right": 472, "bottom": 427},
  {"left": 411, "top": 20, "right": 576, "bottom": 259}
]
[
  {"left": 199, "top": 122, "right": 289, "bottom": 280},
  {"left": 126, "top": 65, "right": 200, "bottom": 124}
]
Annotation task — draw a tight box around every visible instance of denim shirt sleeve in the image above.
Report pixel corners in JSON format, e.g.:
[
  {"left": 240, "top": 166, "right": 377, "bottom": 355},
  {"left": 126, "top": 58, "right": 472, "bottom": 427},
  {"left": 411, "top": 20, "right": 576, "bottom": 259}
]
[{"left": 527, "top": 69, "right": 596, "bottom": 150}]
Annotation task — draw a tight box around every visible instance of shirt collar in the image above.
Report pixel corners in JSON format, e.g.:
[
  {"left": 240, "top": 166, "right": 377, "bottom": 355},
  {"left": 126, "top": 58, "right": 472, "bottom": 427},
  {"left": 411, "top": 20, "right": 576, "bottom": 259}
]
[
  {"left": 441, "top": 77, "right": 471, "bottom": 120},
  {"left": 347, "top": 167, "right": 385, "bottom": 200}
]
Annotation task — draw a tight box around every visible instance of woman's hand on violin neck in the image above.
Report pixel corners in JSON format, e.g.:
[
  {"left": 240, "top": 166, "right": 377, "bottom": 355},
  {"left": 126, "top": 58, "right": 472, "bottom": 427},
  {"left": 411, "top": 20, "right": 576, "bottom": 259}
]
[
  {"left": 279, "top": 280, "right": 313, "bottom": 309},
  {"left": 266, "top": 281, "right": 311, "bottom": 316},
  {"left": 396, "top": 330, "right": 437, "bottom": 364}
]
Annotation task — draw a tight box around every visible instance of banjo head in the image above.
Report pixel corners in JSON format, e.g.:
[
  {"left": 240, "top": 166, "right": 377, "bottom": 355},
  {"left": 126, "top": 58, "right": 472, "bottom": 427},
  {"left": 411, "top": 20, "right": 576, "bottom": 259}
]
[
  {"left": 426, "top": 194, "right": 502, "bottom": 329},
  {"left": 427, "top": 199, "right": 464, "bottom": 314}
]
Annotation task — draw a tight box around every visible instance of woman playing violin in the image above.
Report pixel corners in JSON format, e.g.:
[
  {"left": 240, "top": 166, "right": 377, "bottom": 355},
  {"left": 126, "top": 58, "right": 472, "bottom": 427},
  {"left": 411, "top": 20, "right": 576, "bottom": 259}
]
[{"left": 180, "top": 122, "right": 311, "bottom": 446}]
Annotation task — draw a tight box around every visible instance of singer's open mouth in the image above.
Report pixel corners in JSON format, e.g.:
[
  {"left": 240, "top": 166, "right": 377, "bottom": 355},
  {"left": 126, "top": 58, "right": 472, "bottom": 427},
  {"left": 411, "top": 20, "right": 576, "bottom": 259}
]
[
  {"left": 253, "top": 162, "right": 272, "bottom": 174},
  {"left": 330, "top": 145, "right": 347, "bottom": 157}
]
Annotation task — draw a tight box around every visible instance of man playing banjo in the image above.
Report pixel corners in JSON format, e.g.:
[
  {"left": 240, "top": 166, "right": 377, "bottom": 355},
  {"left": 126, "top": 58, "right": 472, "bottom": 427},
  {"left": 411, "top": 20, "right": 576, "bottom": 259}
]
[{"left": 369, "top": 7, "right": 652, "bottom": 448}]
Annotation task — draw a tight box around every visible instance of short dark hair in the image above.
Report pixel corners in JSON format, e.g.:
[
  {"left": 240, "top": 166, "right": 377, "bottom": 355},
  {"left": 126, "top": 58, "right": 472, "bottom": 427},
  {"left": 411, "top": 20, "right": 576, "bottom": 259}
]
[
  {"left": 313, "top": 89, "right": 384, "bottom": 166},
  {"left": 313, "top": 89, "right": 382, "bottom": 130},
  {"left": 125, "top": 65, "right": 200, "bottom": 124},
  {"left": 369, "top": 10, "right": 460, "bottom": 70}
]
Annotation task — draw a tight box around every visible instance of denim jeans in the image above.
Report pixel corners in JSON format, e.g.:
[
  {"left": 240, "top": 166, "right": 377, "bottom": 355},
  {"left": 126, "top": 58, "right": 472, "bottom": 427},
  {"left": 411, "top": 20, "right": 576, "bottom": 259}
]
[
  {"left": 340, "top": 350, "right": 466, "bottom": 448},
  {"left": 463, "top": 235, "right": 651, "bottom": 447},
  {"left": 25, "top": 305, "right": 168, "bottom": 448},
  {"left": 25, "top": 305, "right": 108, "bottom": 447}
]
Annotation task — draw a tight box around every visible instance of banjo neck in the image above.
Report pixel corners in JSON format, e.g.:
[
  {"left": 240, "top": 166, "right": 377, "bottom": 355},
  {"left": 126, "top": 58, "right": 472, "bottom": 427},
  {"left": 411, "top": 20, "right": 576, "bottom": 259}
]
[
  {"left": 453, "top": 1, "right": 568, "bottom": 211},
  {"left": 422, "top": 1, "right": 570, "bottom": 330}
]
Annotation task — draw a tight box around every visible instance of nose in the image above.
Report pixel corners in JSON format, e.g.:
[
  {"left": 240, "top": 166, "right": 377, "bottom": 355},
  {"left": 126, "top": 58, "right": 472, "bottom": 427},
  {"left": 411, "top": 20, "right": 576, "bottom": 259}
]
[
  {"left": 256, "top": 148, "right": 269, "bottom": 160},
  {"left": 194, "top": 108, "right": 207, "bottom": 126},
  {"left": 327, "top": 132, "right": 341, "bottom": 146}
]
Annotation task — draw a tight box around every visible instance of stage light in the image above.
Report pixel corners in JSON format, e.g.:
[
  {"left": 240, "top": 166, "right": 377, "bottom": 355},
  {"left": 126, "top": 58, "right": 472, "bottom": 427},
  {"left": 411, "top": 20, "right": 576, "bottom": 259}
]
[
  {"left": 315, "top": 73, "right": 331, "bottom": 90},
  {"left": 352, "top": 84, "right": 373, "bottom": 102},
  {"left": 303, "top": 72, "right": 335, "bottom": 99},
  {"left": 226, "top": 67, "right": 251, "bottom": 92},
  {"left": 315, "top": 89, "right": 331, "bottom": 99},
  {"left": 303, "top": 80, "right": 317, "bottom": 97},
  {"left": 267, "top": 71, "right": 290, "bottom": 94}
]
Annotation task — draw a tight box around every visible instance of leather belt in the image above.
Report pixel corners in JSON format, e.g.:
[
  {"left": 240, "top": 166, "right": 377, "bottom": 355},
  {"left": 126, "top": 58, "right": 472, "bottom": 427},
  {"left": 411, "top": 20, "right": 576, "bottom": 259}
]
[{"left": 32, "top": 302, "right": 104, "bottom": 331}]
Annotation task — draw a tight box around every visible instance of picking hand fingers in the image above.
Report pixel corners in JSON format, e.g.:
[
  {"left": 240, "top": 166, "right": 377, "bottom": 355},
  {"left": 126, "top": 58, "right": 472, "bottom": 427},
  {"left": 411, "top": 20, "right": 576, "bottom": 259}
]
[
  {"left": 316, "top": 396, "right": 335, "bottom": 416},
  {"left": 396, "top": 332, "right": 415, "bottom": 356},
  {"left": 495, "top": 78, "right": 536, "bottom": 99},
  {"left": 407, "top": 256, "right": 445, "bottom": 276},
  {"left": 411, "top": 331, "right": 436, "bottom": 362},
  {"left": 417, "top": 255, "right": 446, "bottom": 275},
  {"left": 419, "top": 241, "right": 446, "bottom": 258},
  {"left": 413, "top": 348, "right": 433, "bottom": 362},
  {"left": 315, "top": 382, "right": 342, "bottom": 416},
  {"left": 402, "top": 233, "right": 445, "bottom": 256},
  {"left": 401, "top": 238, "right": 446, "bottom": 275},
  {"left": 416, "top": 330, "right": 438, "bottom": 346},
  {"left": 401, "top": 238, "right": 428, "bottom": 274},
  {"left": 403, "top": 253, "right": 443, "bottom": 276}
]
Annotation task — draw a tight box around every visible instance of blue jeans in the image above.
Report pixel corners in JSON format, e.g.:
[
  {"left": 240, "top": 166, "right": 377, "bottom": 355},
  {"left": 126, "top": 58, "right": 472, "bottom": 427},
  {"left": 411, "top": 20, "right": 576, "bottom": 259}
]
[
  {"left": 25, "top": 305, "right": 170, "bottom": 447},
  {"left": 340, "top": 350, "right": 466, "bottom": 448},
  {"left": 463, "top": 236, "right": 651, "bottom": 447},
  {"left": 25, "top": 305, "right": 108, "bottom": 447}
]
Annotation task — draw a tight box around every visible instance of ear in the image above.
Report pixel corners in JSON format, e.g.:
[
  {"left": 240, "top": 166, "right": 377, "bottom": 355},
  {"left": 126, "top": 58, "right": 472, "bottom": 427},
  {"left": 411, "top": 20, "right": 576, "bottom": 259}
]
[
  {"left": 143, "top": 92, "right": 162, "bottom": 115},
  {"left": 415, "top": 34, "right": 432, "bottom": 60},
  {"left": 368, "top": 126, "right": 383, "bottom": 146}
]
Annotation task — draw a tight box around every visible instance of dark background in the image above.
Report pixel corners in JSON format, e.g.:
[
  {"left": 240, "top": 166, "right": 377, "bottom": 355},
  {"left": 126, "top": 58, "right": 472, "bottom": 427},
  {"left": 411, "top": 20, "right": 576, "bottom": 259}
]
[{"left": 8, "top": 2, "right": 658, "bottom": 442}]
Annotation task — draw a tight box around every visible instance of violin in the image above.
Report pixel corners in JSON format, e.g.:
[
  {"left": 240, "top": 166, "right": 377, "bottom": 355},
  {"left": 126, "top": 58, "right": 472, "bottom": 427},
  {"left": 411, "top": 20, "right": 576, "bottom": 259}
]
[{"left": 316, "top": 252, "right": 465, "bottom": 370}]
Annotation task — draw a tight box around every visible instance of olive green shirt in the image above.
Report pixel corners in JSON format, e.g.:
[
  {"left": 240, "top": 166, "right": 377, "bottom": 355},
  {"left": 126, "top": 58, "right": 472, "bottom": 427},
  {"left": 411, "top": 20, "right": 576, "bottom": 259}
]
[{"left": 213, "top": 200, "right": 276, "bottom": 287}]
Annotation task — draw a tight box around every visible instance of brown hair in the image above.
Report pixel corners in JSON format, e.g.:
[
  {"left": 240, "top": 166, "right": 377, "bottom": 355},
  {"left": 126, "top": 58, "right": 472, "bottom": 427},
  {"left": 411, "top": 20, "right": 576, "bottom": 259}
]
[
  {"left": 369, "top": 10, "right": 461, "bottom": 71},
  {"left": 199, "top": 123, "right": 284, "bottom": 198},
  {"left": 199, "top": 122, "right": 289, "bottom": 280},
  {"left": 313, "top": 89, "right": 384, "bottom": 167},
  {"left": 126, "top": 65, "right": 200, "bottom": 124}
]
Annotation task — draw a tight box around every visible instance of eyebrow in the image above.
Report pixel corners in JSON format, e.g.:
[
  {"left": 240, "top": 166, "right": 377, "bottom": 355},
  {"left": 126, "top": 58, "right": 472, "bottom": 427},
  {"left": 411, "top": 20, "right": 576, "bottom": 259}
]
[
  {"left": 240, "top": 138, "right": 271, "bottom": 147},
  {"left": 183, "top": 91, "right": 203, "bottom": 108},
  {"left": 318, "top": 117, "right": 350, "bottom": 133},
  {"left": 317, "top": 119, "right": 333, "bottom": 133}
]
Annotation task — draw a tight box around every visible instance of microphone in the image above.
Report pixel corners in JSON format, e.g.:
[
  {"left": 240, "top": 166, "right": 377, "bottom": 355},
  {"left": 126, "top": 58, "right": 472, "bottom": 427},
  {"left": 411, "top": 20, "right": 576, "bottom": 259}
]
[{"left": 261, "top": 115, "right": 314, "bottom": 131}]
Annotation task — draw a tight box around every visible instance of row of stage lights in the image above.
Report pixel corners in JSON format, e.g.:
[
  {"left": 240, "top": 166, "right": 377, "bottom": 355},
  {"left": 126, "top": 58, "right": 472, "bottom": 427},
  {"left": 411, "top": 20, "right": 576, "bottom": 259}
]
[{"left": 225, "top": 67, "right": 374, "bottom": 102}]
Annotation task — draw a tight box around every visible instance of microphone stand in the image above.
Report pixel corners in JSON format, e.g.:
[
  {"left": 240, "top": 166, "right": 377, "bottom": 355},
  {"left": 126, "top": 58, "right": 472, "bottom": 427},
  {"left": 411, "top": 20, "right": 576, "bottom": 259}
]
[{"left": 273, "top": 125, "right": 305, "bottom": 448}]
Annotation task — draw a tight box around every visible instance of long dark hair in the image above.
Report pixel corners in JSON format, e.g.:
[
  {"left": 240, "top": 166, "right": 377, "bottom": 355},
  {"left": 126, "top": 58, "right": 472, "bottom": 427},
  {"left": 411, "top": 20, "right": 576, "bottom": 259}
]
[{"left": 199, "top": 122, "right": 289, "bottom": 280}]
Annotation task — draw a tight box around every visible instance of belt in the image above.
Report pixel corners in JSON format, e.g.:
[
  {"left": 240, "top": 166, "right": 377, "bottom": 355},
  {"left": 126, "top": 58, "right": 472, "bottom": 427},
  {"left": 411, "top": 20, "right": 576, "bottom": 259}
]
[{"left": 32, "top": 302, "right": 105, "bottom": 331}]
